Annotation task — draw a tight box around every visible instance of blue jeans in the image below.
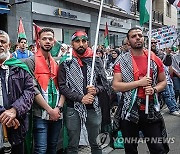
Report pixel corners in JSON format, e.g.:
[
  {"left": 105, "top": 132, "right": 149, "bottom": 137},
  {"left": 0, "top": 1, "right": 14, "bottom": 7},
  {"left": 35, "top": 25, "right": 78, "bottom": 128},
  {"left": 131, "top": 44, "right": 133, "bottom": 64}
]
[
  {"left": 172, "top": 77, "right": 180, "bottom": 103},
  {"left": 33, "top": 116, "right": 62, "bottom": 154},
  {"left": 162, "top": 84, "right": 179, "bottom": 112},
  {"left": 65, "top": 107, "right": 102, "bottom": 154}
]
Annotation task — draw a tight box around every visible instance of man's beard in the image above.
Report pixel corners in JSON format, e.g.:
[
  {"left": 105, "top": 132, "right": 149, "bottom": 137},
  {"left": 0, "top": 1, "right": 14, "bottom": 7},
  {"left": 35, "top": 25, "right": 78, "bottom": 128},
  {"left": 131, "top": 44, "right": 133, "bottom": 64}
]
[
  {"left": 41, "top": 46, "right": 53, "bottom": 52},
  {"left": 0, "top": 51, "right": 9, "bottom": 60},
  {"left": 76, "top": 47, "right": 86, "bottom": 55},
  {"left": 130, "top": 42, "right": 143, "bottom": 50},
  {"left": 132, "top": 45, "right": 143, "bottom": 49},
  {"left": 151, "top": 47, "right": 158, "bottom": 55}
]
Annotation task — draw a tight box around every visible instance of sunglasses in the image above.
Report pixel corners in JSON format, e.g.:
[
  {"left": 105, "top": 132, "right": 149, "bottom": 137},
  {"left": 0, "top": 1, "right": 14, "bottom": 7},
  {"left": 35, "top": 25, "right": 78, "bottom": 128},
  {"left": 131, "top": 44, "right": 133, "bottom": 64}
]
[{"left": 151, "top": 42, "right": 157, "bottom": 44}]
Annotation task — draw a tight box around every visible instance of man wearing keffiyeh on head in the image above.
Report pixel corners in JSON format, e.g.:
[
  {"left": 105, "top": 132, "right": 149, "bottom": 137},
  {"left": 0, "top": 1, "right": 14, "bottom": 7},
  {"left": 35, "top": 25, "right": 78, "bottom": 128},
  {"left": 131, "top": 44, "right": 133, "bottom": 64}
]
[{"left": 58, "top": 30, "right": 109, "bottom": 154}]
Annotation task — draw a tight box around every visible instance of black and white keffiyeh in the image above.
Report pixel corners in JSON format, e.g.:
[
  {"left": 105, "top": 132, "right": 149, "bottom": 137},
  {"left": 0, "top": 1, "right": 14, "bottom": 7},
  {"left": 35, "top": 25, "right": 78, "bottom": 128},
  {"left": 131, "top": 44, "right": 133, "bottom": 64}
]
[
  {"left": 118, "top": 51, "right": 159, "bottom": 122},
  {"left": 63, "top": 58, "right": 100, "bottom": 123}
]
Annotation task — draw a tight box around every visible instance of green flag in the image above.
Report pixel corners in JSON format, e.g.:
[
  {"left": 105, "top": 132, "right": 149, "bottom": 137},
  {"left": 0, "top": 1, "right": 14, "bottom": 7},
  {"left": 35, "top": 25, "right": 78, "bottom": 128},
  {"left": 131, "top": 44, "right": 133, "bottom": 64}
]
[
  {"left": 50, "top": 40, "right": 61, "bottom": 57},
  {"left": 4, "top": 58, "right": 33, "bottom": 154},
  {"left": 139, "top": 0, "right": 150, "bottom": 26},
  {"left": 4, "top": 57, "right": 30, "bottom": 74}
]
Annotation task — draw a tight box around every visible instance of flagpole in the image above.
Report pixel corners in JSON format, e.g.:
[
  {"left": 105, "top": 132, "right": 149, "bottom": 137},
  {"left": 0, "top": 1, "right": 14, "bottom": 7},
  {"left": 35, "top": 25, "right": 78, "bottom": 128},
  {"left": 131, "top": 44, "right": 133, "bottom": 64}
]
[
  {"left": 145, "top": 0, "right": 153, "bottom": 114},
  {"left": 90, "top": 0, "right": 104, "bottom": 86},
  {"left": 171, "top": 32, "right": 180, "bottom": 48}
]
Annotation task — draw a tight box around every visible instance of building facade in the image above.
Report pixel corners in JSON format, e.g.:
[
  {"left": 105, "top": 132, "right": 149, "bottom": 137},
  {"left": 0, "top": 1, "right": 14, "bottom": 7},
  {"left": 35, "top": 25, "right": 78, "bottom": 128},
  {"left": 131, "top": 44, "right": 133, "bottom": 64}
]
[{"left": 0, "top": 0, "right": 178, "bottom": 48}]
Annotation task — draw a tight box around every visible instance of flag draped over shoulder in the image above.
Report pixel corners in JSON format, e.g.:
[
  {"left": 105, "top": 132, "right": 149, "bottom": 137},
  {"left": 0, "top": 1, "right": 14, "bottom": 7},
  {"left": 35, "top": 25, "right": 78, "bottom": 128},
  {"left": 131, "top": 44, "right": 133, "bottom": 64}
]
[
  {"left": 4, "top": 58, "right": 33, "bottom": 154},
  {"left": 33, "top": 23, "right": 61, "bottom": 57},
  {"left": 139, "top": 0, "right": 150, "bottom": 26},
  {"left": 104, "top": 22, "right": 109, "bottom": 49},
  {"left": 168, "top": 0, "right": 180, "bottom": 10},
  {"left": 18, "top": 17, "right": 26, "bottom": 39},
  {"left": 113, "top": 0, "right": 131, "bottom": 14}
]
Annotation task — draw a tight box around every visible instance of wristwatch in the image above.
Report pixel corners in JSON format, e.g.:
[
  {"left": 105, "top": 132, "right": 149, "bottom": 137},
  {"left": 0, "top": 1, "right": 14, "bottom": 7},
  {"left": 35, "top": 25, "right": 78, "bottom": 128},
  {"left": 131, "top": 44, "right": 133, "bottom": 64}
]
[
  {"left": 153, "top": 87, "right": 158, "bottom": 94},
  {"left": 57, "top": 106, "right": 63, "bottom": 113}
]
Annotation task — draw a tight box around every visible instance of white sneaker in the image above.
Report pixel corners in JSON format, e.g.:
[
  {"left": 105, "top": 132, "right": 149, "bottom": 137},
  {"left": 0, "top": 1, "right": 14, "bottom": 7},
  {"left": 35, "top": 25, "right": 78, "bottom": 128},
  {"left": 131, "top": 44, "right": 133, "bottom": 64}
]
[{"left": 170, "top": 111, "right": 180, "bottom": 116}]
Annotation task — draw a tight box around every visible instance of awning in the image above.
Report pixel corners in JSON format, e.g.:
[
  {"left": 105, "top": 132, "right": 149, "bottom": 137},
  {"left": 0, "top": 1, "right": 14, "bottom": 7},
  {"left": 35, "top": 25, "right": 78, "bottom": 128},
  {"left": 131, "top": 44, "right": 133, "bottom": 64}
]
[{"left": 0, "top": 4, "right": 10, "bottom": 14}]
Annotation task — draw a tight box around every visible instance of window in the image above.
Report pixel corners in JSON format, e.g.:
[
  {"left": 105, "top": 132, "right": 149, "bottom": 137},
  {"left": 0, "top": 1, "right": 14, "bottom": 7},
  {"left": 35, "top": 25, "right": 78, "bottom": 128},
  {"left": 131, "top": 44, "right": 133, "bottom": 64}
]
[{"left": 166, "top": 2, "right": 171, "bottom": 17}]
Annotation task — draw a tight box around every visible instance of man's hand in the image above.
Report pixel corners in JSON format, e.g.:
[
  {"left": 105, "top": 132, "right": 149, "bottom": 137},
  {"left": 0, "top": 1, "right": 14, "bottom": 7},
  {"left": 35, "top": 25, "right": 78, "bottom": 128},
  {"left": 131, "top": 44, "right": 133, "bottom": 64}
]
[
  {"left": 86, "top": 85, "right": 97, "bottom": 96},
  {"left": 0, "top": 108, "right": 17, "bottom": 125},
  {"left": 81, "top": 94, "right": 94, "bottom": 104},
  {"left": 138, "top": 76, "right": 152, "bottom": 87},
  {"left": 6, "top": 118, "right": 20, "bottom": 129},
  {"left": 48, "top": 108, "right": 61, "bottom": 121},
  {"left": 143, "top": 85, "right": 154, "bottom": 95}
]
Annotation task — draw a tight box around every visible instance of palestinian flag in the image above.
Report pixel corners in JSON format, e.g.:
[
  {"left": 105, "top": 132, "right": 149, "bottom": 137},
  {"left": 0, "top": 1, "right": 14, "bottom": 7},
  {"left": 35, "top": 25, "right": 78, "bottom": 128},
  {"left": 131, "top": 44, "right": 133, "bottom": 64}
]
[
  {"left": 50, "top": 40, "right": 61, "bottom": 57},
  {"left": 33, "top": 23, "right": 41, "bottom": 49},
  {"left": 18, "top": 17, "right": 26, "bottom": 39},
  {"left": 168, "top": 0, "right": 180, "bottom": 10},
  {"left": 34, "top": 49, "right": 59, "bottom": 118},
  {"left": 104, "top": 22, "right": 110, "bottom": 49},
  {"left": 139, "top": 0, "right": 150, "bottom": 26}
]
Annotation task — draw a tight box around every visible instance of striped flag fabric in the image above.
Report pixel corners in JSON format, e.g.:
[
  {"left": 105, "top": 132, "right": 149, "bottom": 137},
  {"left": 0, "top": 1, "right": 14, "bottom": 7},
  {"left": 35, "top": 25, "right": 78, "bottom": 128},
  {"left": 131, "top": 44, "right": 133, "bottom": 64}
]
[
  {"left": 168, "top": 0, "right": 180, "bottom": 9},
  {"left": 113, "top": 0, "right": 131, "bottom": 14},
  {"left": 18, "top": 17, "right": 26, "bottom": 39},
  {"left": 104, "top": 22, "right": 109, "bottom": 49},
  {"left": 33, "top": 23, "right": 41, "bottom": 49},
  {"left": 139, "top": 0, "right": 150, "bottom": 26}
]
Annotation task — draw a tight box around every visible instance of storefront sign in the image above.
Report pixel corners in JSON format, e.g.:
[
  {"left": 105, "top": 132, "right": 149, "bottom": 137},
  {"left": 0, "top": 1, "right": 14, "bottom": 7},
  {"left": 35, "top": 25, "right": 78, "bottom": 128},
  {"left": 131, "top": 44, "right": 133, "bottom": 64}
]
[
  {"left": 32, "top": 2, "right": 91, "bottom": 22},
  {"left": 54, "top": 8, "right": 77, "bottom": 19},
  {"left": 110, "top": 20, "right": 123, "bottom": 28}
]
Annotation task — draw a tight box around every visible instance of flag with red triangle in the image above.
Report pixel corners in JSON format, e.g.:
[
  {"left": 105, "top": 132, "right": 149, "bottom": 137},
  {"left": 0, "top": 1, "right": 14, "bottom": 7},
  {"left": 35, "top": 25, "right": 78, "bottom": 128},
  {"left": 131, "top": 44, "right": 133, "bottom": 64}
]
[
  {"left": 18, "top": 17, "right": 26, "bottom": 39},
  {"left": 33, "top": 23, "right": 61, "bottom": 57},
  {"left": 33, "top": 23, "right": 41, "bottom": 49},
  {"left": 168, "top": 0, "right": 180, "bottom": 10},
  {"left": 104, "top": 22, "right": 109, "bottom": 49}
]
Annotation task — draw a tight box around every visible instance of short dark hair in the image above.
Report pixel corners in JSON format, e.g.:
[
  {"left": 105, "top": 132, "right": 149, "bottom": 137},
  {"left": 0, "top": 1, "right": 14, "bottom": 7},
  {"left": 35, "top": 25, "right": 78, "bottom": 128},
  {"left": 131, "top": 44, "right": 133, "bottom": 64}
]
[
  {"left": 96, "top": 49, "right": 103, "bottom": 55},
  {"left": 29, "top": 44, "right": 35, "bottom": 48},
  {"left": 38, "top": 28, "right": 54, "bottom": 38},
  {"left": 18, "top": 37, "right": 27, "bottom": 43},
  {"left": 127, "top": 27, "right": 142, "bottom": 40}
]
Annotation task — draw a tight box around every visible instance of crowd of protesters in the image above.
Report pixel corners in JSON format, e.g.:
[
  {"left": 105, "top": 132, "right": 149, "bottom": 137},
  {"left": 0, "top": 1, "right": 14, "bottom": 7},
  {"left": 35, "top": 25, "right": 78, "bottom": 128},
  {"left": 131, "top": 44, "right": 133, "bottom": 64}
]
[{"left": 0, "top": 27, "right": 179, "bottom": 154}]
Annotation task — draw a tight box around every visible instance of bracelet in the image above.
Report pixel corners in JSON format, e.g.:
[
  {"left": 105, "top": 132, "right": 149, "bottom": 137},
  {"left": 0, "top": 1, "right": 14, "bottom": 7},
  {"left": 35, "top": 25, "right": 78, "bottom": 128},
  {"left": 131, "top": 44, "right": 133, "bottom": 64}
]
[
  {"left": 153, "top": 87, "right": 158, "bottom": 94},
  {"left": 57, "top": 106, "right": 63, "bottom": 113}
]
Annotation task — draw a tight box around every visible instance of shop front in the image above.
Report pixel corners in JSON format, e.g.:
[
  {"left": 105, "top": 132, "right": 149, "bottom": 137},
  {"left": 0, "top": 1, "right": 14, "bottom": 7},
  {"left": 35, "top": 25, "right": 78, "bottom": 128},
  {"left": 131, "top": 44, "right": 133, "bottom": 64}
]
[
  {"left": 99, "top": 16, "right": 131, "bottom": 48},
  {"left": 32, "top": 2, "right": 91, "bottom": 45}
]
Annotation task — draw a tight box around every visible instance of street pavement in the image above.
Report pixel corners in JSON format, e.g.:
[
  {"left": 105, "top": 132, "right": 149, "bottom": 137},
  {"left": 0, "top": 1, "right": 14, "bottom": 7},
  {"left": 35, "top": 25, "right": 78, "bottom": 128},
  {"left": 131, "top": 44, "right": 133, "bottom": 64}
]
[{"left": 78, "top": 106, "right": 180, "bottom": 154}]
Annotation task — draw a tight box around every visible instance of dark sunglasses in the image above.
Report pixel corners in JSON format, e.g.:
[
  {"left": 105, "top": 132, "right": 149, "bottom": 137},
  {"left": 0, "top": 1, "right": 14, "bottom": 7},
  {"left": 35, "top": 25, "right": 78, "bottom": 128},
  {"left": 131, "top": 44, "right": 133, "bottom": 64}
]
[{"left": 151, "top": 42, "right": 157, "bottom": 44}]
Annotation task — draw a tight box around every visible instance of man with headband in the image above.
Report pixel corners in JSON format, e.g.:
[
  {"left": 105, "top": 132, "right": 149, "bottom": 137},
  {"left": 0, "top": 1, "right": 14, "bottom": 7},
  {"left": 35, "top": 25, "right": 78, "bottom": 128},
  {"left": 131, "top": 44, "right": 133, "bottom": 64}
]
[{"left": 58, "top": 30, "right": 109, "bottom": 154}]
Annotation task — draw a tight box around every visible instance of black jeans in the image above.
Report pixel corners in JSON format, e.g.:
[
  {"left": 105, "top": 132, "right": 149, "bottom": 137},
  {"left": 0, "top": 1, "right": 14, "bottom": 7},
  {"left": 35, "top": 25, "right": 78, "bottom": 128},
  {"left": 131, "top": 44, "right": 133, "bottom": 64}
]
[{"left": 121, "top": 111, "right": 167, "bottom": 154}]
